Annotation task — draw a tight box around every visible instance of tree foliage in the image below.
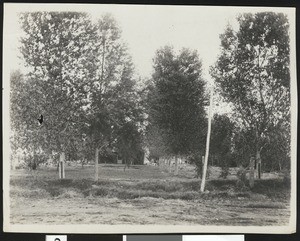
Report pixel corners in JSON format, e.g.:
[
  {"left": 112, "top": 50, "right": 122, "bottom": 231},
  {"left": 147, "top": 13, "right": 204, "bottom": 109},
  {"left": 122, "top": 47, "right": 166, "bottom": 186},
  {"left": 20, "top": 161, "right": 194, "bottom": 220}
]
[
  {"left": 17, "top": 12, "right": 99, "bottom": 156},
  {"left": 85, "top": 14, "right": 144, "bottom": 165},
  {"left": 147, "top": 46, "right": 207, "bottom": 158},
  {"left": 211, "top": 12, "right": 291, "bottom": 171},
  {"left": 210, "top": 114, "right": 235, "bottom": 167}
]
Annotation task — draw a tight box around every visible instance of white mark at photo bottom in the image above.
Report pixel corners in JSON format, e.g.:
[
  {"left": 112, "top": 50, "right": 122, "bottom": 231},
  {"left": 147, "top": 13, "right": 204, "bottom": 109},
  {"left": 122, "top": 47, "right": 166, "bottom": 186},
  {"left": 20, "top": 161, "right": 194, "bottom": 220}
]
[
  {"left": 183, "top": 235, "right": 244, "bottom": 241},
  {"left": 46, "top": 235, "right": 67, "bottom": 241}
]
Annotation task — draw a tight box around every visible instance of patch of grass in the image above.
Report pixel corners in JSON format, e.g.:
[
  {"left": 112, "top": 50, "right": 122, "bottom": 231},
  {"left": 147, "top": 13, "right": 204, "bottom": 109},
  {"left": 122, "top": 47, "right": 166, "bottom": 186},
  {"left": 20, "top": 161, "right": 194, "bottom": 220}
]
[
  {"left": 136, "top": 181, "right": 184, "bottom": 192},
  {"left": 10, "top": 167, "right": 290, "bottom": 203},
  {"left": 250, "top": 179, "right": 291, "bottom": 200},
  {"left": 245, "top": 203, "right": 287, "bottom": 209}
]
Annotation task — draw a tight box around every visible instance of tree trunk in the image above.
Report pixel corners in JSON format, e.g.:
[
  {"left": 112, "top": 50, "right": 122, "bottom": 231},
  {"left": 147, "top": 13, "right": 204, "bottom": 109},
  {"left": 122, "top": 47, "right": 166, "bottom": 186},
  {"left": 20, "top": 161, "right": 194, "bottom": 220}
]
[
  {"left": 81, "top": 158, "right": 85, "bottom": 168},
  {"left": 278, "top": 160, "right": 282, "bottom": 171},
  {"left": 59, "top": 152, "right": 65, "bottom": 179},
  {"left": 174, "top": 155, "right": 179, "bottom": 175},
  {"left": 158, "top": 157, "right": 162, "bottom": 169},
  {"left": 123, "top": 159, "right": 128, "bottom": 171},
  {"left": 95, "top": 148, "right": 99, "bottom": 181},
  {"left": 256, "top": 150, "right": 262, "bottom": 179},
  {"left": 249, "top": 157, "right": 255, "bottom": 188}
]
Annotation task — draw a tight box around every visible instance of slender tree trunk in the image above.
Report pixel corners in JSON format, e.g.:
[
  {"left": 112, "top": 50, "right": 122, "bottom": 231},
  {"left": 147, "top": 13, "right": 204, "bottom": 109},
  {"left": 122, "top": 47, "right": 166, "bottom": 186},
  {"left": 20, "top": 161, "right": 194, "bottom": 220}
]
[
  {"left": 123, "top": 159, "right": 127, "bottom": 171},
  {"left": 167, "top": 158, "right": 171, "bottom": 173},
  {"left": 59, "top": 152, "right": 65, "bottom": 179},
  {"left": 95, "top": 148, "right": 99, "bottom": 181},
  {"left": 249, "top": 157, "right": 255, "bottom": 188},
  {"left": 278, "top": 160, "right": 282, "bottom": 171},
  {"left": 158, "top": 157, "right": 162, "bottom": 169},
  {"left": 256, "top": 150, "right": 262, "bottom": 179},
  {"left": 200, "top": 87, "right": 213, "bottom": 192},
  {"left": 174, "top": 155, "right": 179, "bottom": 175},
  {"left": 81, "top": 158, "right": 85, "bottom": 168}
]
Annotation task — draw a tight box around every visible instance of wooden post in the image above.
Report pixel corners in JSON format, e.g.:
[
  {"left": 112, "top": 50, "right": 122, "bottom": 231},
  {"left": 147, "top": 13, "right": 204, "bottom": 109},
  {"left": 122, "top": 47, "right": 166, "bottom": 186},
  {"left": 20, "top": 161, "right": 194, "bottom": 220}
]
[
  {"left": 249, "top": 157, "right": 255, "bottom": 188},
  {"left": 95, "top": 147, "right": 99, "bottom": 181},
  {"left": 200, "top": 88, "right": 213, "bottom": 192}
]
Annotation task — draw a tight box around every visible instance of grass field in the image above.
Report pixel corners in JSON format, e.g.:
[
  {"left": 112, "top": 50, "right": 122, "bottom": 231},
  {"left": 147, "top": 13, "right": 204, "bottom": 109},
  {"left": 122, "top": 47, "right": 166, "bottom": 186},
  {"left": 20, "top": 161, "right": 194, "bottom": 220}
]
[{"left": 9, "top": 164, "right": 291, "bottom": 226}]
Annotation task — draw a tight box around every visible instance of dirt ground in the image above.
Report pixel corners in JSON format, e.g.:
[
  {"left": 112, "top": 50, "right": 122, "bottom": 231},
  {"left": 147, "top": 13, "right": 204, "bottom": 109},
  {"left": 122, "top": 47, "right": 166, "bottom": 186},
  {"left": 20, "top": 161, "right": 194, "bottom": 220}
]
[
  {"left": 10, "top": 196, "right": 290, "bottom": 226},
  {"left": 9, "top": 164, "right": 291, "bottom": 226}
]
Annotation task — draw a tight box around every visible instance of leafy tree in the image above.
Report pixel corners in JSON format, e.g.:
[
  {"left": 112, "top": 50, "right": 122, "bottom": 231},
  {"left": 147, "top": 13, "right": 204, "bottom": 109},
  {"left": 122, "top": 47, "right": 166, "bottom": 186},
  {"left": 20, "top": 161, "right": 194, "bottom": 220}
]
[
  {"left": 85, "top": 14, "right": 144, "bottom": 177},
  {"left": 148, "top": 46, "right": 207, "bottom": 175},
  {"left": 10, "top": 69, "right": 53, "bottom": 170},
  {"left": 144, "top": 80, "right": 171, "bottom": 161},
  {"left": 16, "top": 12, "right": 98, "bottom": 173},
  {"left": 210, "top": 114, "right": 235, "bottom": 169},
  {"left": 261, "top": 123, "right": 290, "bottom": 171},
  {"left": 211, "top": 12, "right": 290, "bottom": 178}
]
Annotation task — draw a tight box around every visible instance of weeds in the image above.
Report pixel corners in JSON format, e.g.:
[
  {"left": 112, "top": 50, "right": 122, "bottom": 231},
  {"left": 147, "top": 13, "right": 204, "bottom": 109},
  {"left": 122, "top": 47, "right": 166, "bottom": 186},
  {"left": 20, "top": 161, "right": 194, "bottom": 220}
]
[{"left": 10, "top": 168, "right": 290, "bottom": 202}]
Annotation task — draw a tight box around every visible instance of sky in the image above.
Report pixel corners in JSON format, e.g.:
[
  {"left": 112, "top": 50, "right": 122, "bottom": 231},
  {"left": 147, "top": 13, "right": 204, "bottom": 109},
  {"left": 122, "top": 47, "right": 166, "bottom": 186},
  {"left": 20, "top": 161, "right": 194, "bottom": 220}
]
[{"left": 3, "top": 4, "right": 296, "bottom": 115}]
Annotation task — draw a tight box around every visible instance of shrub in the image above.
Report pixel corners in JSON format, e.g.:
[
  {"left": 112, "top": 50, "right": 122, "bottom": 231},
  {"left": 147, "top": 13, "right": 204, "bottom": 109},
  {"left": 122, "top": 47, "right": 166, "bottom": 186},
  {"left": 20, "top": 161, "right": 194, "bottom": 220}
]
[
  {"left": 236, "top": 166, "right": 249, "bottom": 191},
  {"left": 236, "top": 166, "right": 247, "bottom": 183}
]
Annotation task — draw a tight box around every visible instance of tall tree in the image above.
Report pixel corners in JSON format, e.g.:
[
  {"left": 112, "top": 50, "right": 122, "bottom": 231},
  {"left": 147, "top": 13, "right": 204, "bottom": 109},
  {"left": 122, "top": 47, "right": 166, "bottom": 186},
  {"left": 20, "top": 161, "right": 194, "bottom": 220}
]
[
  {"left": 148, "top": 46, "right": 207, "bottom": 175},
  {"left": 87, "top": 14, "right": 144, "bottom": 178},
  {"left": 17, "top": 12, "right": 98, "bottom": 175},
  {"left": 211, "top": 12, "right": 290, "bottom": 178}
]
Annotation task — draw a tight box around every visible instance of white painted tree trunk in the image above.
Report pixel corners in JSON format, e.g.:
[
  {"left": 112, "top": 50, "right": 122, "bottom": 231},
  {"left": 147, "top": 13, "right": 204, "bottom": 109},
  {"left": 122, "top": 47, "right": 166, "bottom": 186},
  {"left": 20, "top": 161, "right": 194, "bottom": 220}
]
[
  {"left": 256, "top": 150, "right": 262, "bottom": 179},
  {"left": 200, "top": 88, "right": 213, "bottom": 192},
  {"left": 249, "top": 157, "right": 255, "bottom": 188},
  {"left": 59, "top": 152, "right": 65, "bottom": 179},
  {"left": 95, "top": 148, "right": 99, "bottom": 181},
  {"left": 168, "top": 158, "right": 171, "bottom": 173}
]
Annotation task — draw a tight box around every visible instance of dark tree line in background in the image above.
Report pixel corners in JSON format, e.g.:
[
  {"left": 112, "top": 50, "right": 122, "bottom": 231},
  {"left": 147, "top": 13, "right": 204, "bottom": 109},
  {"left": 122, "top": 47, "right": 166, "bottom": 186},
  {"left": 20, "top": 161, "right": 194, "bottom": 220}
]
[{"left": 10, "top": 11, "right": 291, "bottom": 180}]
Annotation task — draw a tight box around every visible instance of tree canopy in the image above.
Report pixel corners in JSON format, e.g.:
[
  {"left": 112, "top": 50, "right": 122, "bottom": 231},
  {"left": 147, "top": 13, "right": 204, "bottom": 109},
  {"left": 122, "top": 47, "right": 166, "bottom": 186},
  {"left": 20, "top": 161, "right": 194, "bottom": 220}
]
[
  {"left": 147, "top": 46, "right": 207, "bottom": 158},
  {"left": 211, "top": 12, "right": 290, "bottom": 174}
]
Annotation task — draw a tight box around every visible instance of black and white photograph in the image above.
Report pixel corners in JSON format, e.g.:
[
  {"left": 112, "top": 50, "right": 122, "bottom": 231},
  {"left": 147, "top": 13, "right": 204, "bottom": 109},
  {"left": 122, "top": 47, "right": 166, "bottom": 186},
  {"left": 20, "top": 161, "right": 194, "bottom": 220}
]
[{"left": 2, "top": 3, "right": 297, "bottom": 233}]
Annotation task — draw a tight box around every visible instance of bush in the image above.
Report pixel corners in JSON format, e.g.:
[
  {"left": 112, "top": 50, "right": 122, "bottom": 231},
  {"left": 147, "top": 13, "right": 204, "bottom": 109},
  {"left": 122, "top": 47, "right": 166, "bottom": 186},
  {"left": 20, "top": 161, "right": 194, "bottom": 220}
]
[
  {"left": 236, "top": 166, "right": 249, "bottom": 191},
  {"left": 236, "top": 166, "right": 247, "bottom": 183}
]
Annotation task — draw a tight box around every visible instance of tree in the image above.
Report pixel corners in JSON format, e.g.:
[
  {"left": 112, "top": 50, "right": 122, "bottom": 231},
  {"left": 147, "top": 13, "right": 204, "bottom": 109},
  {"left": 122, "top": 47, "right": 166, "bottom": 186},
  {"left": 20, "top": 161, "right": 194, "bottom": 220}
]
[
  {"left": 210, "top": 114, "right": 235, "bottom": 169},
  {"left": 17, "top": 12, "right": 99, "bottom": 175},
  {"left": 261, "top": 123, "right": 290, "bottom": 171},
  {"left": 211, "top": 12, "right": 290, "bottom": 178},
  {"left": 10, "top": 69, "right": 53, "bottom": 170},
  {"left": 86, "top": 14, "right": 144, "bottom": 178},
  {"left": 144, "top": 80, "right": 171, "bottom": 162},
  {"left": 148, "top": 46, "right": 207, "bottom": 175}
]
